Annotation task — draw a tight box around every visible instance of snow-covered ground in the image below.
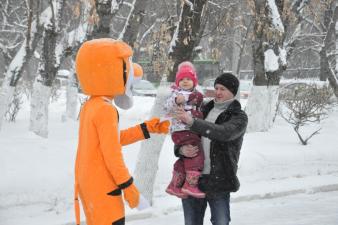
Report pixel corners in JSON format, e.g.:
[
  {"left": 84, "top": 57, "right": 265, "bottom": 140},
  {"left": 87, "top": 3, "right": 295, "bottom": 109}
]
[
  {"left": 1, "top": 93, "right": 338, "bottom": 225},
  {"left": 126, "top": 191, "right": 338, "bottom": 225}
]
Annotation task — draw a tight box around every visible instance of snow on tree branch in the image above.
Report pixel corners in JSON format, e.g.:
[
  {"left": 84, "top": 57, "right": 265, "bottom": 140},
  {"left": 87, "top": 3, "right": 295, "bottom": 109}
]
[
  {"left": 111, "top": 0, "right": 123, "bottom": 14},
  {"left": 168, "top": 8, "right": 183, "bottom": 54},
  {"left": 118, "top": 0, "right": 136, "bottom": 40},
  {"left": 67, "top": 23, "right": 88, "bottom": 47},
  {"left": 267, "top": 0, "right": 284, "bottom": 33},
  {"left": 279, "top": 47, "right": 287, "bottom": 67},
  {"left": 183, "top": 0, "right": 194, "bottom": 11},
  {"left": 40, "top": 5, "right": 53, "bottom": 28},
  {"left": 291, "top": 0, "right": 308, "bottom": 13},
  {"left": 139, "top": 21, "right": 156, "bottom": 44},
  {"left": 264, "top": 49, "right": 279, "bottom": 72}
]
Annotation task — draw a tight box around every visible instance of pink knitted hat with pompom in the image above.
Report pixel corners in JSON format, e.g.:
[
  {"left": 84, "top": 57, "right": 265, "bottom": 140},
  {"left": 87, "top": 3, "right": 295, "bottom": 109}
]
[{"left": 175, "top": 61, "right": 198, "bottom": 87}]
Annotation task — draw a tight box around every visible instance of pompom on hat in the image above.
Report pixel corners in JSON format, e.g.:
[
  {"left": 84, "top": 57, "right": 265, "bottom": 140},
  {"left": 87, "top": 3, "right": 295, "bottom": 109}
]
[{"left": 175, "top": 61, "right": 198, "bottom": 87}]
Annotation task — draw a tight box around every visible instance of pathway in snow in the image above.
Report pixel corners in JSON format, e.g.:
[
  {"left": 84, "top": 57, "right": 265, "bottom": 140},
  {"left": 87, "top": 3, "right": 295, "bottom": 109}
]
[{"left": 127, "top": 191, "right": 338, "bottom": 225}]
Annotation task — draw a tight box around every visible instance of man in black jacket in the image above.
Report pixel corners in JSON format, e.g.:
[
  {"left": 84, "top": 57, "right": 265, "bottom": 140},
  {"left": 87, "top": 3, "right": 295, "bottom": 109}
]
[{"left": 175, "top": 73, "right": 248, "bottom": 225}]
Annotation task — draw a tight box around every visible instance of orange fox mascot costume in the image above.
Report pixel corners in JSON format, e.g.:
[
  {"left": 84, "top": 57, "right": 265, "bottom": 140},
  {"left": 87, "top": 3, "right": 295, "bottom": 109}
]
[{"left": 74, "top": 38, "right": 169, "bottom": 225}]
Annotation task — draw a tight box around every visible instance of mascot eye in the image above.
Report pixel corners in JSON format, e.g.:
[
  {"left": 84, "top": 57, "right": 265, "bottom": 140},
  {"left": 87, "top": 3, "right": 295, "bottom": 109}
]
[{"left": 123, "top": 61, "right": 127, "bottom": 86}]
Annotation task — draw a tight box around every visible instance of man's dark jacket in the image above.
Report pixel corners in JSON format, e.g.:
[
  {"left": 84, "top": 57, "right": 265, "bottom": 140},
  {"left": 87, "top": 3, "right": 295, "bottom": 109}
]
[{"left": 175, "top": 99, "right": 248, "bottom": 197}]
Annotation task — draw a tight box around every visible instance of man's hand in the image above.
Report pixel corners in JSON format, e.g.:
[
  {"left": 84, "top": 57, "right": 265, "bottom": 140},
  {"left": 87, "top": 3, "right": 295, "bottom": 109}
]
[
  {"left": 175, "top": 94, "right": 185, "bottom": 105},
  {"left": 144, "top": 117, "right": 170, "bottom": 134},
  {"left": 180, "top": 144, "right": 199, "bottom": 158},
  {"left": 175, "top": 107, "right": 194, "bottom": 125},
  {"left": 123, "top": 183, "right": 140, "bottom": 209}
]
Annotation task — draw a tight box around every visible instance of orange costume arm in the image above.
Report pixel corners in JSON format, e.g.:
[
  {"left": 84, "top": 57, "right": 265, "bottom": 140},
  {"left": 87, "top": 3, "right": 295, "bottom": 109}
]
[
  {"left": 120, "top": 118, "right": 170, "bottom": 146},
  {"left": 94, "top": 104, "right": 132, "bottom": 186},
  {"left": 120, "top": 123, "right": 150, "bottom": 146}
]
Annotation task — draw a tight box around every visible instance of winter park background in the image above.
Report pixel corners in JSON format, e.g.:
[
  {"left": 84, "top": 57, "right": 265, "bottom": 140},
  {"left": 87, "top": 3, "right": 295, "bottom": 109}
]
[
  {"left": 1, "top": 91, "right": 338, "bottom": 225},
  {"left": 2, "top": 0, "right": 338, "bottom": 224}
]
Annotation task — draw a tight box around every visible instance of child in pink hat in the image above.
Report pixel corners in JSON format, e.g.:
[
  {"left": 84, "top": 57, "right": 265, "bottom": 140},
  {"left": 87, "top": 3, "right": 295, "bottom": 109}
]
[{"left": 164, "top": 61, "right": 205, "bottom": 198}]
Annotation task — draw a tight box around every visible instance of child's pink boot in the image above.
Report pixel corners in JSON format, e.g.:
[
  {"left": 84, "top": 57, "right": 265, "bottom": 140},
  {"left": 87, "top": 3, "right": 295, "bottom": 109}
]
[
  {"left": 181, "top": 171, "right": 205, "bottom": 198},
  {"left": 165, "top": 171, "right": 188, "bottom": 199}
]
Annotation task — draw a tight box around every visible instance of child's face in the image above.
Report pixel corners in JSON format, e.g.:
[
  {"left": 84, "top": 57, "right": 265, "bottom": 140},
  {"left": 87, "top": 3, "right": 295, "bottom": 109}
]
[{"left": 178, "top": 77, "right": 194, "bottom": 90}]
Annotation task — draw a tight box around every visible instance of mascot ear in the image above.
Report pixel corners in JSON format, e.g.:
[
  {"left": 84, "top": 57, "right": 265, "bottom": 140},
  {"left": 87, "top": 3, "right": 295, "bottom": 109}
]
[
  {"left": 133, "top": 63, "right": 143, "bottom": 83},
  {"left": 114, "top": 60, "right": 144, "bottom": 110}
]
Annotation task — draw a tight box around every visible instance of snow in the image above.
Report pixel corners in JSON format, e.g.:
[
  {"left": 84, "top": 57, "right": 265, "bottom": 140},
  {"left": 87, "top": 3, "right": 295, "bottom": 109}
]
[
  {"left": 1, "top": 91, "right": 338, "bottom": 225},
  {"left": 267, "top": 0, "right": 284, "bottom": 33},
  {"left": 67, "top": 23, "right": 88, "bottom": 48},
  {"left": 264, "top": 49, "right": 279, "bottom": 72},
  {"left": 7, "top": 44, "right": 27, "bottom": 76},
  {"left": 279, "top": 47, "right": 287, "bottom": 67},
  {"left": 29, "top": 81, "right": 52, "bottom": 138},
  {"left": 245, "top": 85, "right": 279, "bottom": 132},
  {"left": 118, "top": 0, "right": 136, "bottom": 40},
  {"left": 127, "top": 191, "right": 338, "bottom": 225},
  {"left": 111, "top": 0, "right": 120, "bottom": 13},
  {"left": 40, "top": 4, "right": 53, "bottom": 28},
  {"left": 168, "top": 9, "right": 182, "bottom": 54},
  {"left": 294, "top": 0, "right": 307, "bottom": 12},
  {"left": 139, "top": 22, "right": 156, "bottom": 44},
  {"left": 55, "top": 43, "right": 64, "bottom": 66},
  {"left": 0, "top": 80, "right": 15, "bottom": 129},
  {"left": 184, "top": 0, "right": 194, "bottom": 11}
]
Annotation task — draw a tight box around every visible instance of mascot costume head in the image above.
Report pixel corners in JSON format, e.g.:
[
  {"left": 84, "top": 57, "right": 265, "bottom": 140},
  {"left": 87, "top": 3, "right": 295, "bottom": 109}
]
[
  {"left": 76, "top": 38, "right": 142, "bottom": 109},
  {"left": 74, "top": 39, "right": 169, "bottom": 225}
]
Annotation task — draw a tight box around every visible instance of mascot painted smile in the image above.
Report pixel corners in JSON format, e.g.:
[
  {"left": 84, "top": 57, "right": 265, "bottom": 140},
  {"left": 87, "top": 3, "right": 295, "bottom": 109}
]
[{"left": 74, "top": 38, "right": 169, "bottom": 225}]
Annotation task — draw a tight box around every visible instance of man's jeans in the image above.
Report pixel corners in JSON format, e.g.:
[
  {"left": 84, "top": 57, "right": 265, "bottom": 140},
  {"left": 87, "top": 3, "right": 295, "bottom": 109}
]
[{"left": 182, "top": 193, "right": 231, "bottom": 225}]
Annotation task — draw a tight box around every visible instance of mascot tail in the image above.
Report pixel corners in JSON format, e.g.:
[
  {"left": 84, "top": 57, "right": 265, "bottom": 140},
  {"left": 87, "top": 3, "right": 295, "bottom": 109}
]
[{"left": 74, "top": 182, "right": 80, "bottom": 225}]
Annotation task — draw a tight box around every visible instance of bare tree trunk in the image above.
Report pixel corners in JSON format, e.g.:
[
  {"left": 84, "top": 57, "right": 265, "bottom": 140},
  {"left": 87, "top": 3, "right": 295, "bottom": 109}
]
[
  {"left": 320, "top": 2, "right": 335, "bottom": 81},
  {"left": 0, "top": 0, "right": 43, "bottom": 130},
  {"left": 246, "top": 0, "right": 285, "bottom": 132},
  {"left": 325, "top": 1, "right": 338, "bottom": 98},
  {"left": 134, "top": 0, "right": 208, "bottom": 203},
  {"left": 133, "top": 79, "right": 171, "bottom": 204},
  {"left": 65, "top": 64, "right": 78, "bottom": 121},
  {"left": 87, "top": 0, "right": 123, "bottom": 39},
  {"left": 168, "top": 0, "right": 208, "bottom": 82},
  {"left": 231, "top": 2, "right": 242, "bottom": 77},
  {"left": 246, "top": 85, "right": 280, "bottom": 132},
  {"left": 0, "top": 82, "right": 15, "bottom": 130},
  {"left": 122, "top": 0, "right": 150, "bottom": 49},
  {"left": 334, "top": 1, "right": 338, "bottom": 98},
  {"left": 29, "top": 0, "right": 65, "bottom": 137},
  {"left": 320, "top": 48, "right": 330, "bottom": 81},
  {"left": 29, "top": 82, "right": 52, "bottom": 138},
  {"left": 231, "top": 2, "right": 252, "bottom": 101}
]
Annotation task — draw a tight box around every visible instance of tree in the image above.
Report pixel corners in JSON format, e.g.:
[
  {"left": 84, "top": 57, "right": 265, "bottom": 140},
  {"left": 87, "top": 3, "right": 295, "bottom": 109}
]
[
  {"left": 133, "top": 3, "right": 178, "bottom": 205},
  {"left": 29, "top": 0, "right": 66, "bottom": 138},
  {"left": 245, "top": 0, "right": 285, "bottom": 132},
  {"left": 245, "top": 0, "right": 312, "bottom": 132},
  {"left": 0, "top": 0, "right": 43, "bottom": 130},
  {"left": 122, "top": 0, "right": 151, "bottom": 48},
  {"left": 134, "top": 0, "right": 209, "bottom": 204},
  {"left": 285, "top": 0, "right": 338, "bottom": 98},
  {"left": 279, "top": 83, "right": 334, "bottom": 145},
  {"left": 168, "top": 0, "right": 208, "bottom": 82},
  {"left": 87, "top": 0, "right": 124, "bottom": 39},
  {"left": 322, "top": 1, "right": 338, "bottom": 98}
]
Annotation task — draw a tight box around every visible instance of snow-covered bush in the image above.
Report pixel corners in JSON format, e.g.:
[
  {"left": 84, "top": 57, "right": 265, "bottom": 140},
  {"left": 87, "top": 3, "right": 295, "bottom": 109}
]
[
  {"left": 278, "top": 83, "right": 334, "bottom": 145},
  {"left": 5, "top": 87, "right": 23, "bottom": 122}
]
